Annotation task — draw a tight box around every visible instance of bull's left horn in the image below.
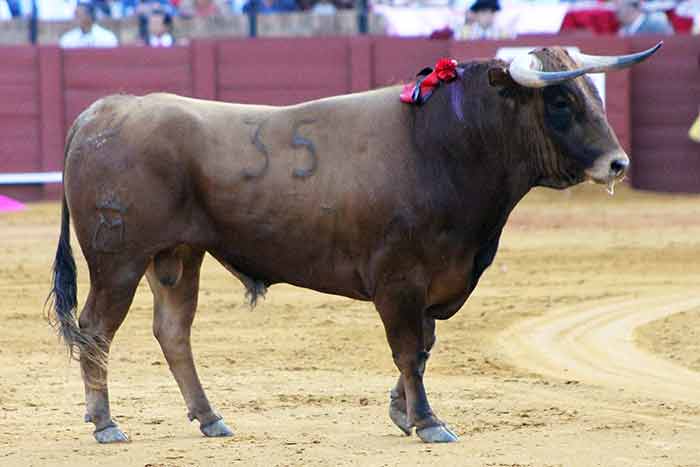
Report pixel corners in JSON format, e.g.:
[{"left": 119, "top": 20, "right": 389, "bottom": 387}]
[
  {"left": 508, "top": 53, "right": 590, "bottom": 88},
  {"left": 571, "top": 41, "right": 663, "bottom": 73}
]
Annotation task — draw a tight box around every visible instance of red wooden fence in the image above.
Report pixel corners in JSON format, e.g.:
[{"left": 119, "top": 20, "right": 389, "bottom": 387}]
[
  {"left": 629, "top": 36, "right": 700, "bottom": 193},
  {"left": 0, "top": 36, "right": 697, "bottom": 201}
]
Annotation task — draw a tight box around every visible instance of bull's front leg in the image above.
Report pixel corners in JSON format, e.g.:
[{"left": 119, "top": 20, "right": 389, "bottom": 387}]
[
  {"left": 375, "top": 284, "right": 458, "bottom": 443},
  {"left": 389, "top": 317, "right": 437, "bottom": 436}
]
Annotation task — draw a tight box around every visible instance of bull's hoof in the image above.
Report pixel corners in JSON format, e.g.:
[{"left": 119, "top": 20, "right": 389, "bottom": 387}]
[
  {"left": 94, "top": 425, "right": 129, "bottom": 444},
  {"left": 200, "top": 418, "right": 234, "bottom": 438},
  {"left": 389, "top": 404, "right": 413, "bottom": 436},
  {"left": 416, "top": 424, "right": 459, "bottom": 443}
]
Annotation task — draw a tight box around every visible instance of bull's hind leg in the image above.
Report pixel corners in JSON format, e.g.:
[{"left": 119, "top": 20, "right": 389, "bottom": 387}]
[
  {"left": 79, "top": 259, "right": 148, "bottom": 443},
  {"left": 145, "top": 246, "right": 233, "bottom": 438},
  {"left": 376, "top": 286, "right": 458, "bottom": 443}
]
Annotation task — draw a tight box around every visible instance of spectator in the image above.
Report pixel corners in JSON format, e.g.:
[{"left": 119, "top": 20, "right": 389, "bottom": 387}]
[
  {"left": 4, "top": 0, "right": 21, "bottom": 17},
  {"left": 179, "top": 0, "right": 223, "bottom": 16},
  {"left": 311, "top": 0, "right": 336, "bottom": 15},
  {"left": 456, "top": 0, "right": 513, "bottom": 40},
  {"left": 1, "top": 1, "right": 11, "bottom": 19},
  {"left": 59, "top": 1, "right": 119, "bottom": 48},
  {"left": 676, "top": 0, "right": 700, "bottom": 34},
  {"left": 134, "top": 1, "right": 175, "bottom": 46},
  {"left": 132, "top": 0, "right": 175, "bottom": 18},
  {"left": 614, "top": 0, "right": 674, "bottom": 35},
  {"left": 93, "top": 0, "right": 112, "bottom": 16},
  {"left": 144, "top": 6, "right": 175, "bottom": 46},
  {"left": 242, "top": 0, "right": 297, "bottom": 14}
]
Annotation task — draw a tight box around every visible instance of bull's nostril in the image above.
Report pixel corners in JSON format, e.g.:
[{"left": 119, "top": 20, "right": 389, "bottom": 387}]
[{"left": 610, "top": 159, "right": 629, "bottom": 176}]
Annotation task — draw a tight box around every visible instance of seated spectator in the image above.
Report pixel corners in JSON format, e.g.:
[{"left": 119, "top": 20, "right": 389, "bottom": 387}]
[
  {"left": 93, "top": 0, "right": 112, "bottom": 16},
  {"left": 333, "top": 0, "right": 353, "bottom": 9},
  {"left": 242, "top": 0, "right": 297, "bottom": 14},
  {"left": 614, "top": 0, "right": 674, "bottom": 35},
  {"left": 311, "top": 0, "right": 336, "bottom": 15},
  {"left": 144, "top": 7, "right": 175, "bottom": 46},
  {"left": 178, "top": 0, "right": 223, "bottom": 16},
  {"left": 133, "top": 0, "right": 176, "bottom": 17},
  {"left": 59, "top": 1, "right": 119, "bottom": 47},
  {"left": 134, "top": 1, "right": 176, "bottom": 45},
  {"left": 676, "top": 0, "right": 700, "bottom": 34},
  {"left": 5, "top": 0, "right": 22, "bottom": 18},
  {"left": 1, "top": 1, "right": 11, "bottom": 19},
  {"left": 456, "top": 0, "right": 513, "bottom": 40},
  {"left": 93, "top": 0, "right": 135, "bottom": 18}
]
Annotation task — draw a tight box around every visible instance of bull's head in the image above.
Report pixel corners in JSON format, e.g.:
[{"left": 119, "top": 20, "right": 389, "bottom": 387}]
[{"left": 487, "top": 42, "right": 661, "bottom": 191}]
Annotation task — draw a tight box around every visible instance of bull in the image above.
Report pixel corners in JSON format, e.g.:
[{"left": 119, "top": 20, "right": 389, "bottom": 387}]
[{"left": 48, "top": 43, "right": 661, "bottom": 443}]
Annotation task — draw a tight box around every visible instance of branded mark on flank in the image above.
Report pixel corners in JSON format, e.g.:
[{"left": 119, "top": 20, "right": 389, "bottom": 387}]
[
  {"left": 92, "top": 193, "right": 126, "bottom": 253},
  {"left": 291, "top": 119, "right": 317, "bottom": 178},
  {"left": 242, "top": 118, "right": 319, "bottom": 179}
]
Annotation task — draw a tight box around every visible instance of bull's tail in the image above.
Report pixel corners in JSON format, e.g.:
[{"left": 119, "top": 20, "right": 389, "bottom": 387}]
[{"left": 46, "top": 126, "right": 107, "bottom": 369}]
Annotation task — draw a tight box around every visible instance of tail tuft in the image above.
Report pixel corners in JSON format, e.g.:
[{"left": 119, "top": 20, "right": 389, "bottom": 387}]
[{"left": 45, "top": 197, "right": 107, "bottom": 371}]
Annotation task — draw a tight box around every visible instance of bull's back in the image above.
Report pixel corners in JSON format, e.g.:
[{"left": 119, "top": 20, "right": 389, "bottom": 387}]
[{"left": 64, "top": 90, "right": 416, "bottom": 297}]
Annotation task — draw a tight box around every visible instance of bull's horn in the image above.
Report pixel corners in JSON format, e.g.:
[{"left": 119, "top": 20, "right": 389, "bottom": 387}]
[
  {"left": 571, "top": 41, "right": 663, "bottom": 73},
  {"left": 508, "top": 41, "right": 663, "bottom": 89},
  {"left": 508, "top": 53, "right": 590, "bottom": 88}
]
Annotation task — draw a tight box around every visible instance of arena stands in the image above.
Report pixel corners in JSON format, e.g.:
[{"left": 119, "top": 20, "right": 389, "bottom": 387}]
[{"left": 0, "top": 0, "right": 699, "bottom": 41}]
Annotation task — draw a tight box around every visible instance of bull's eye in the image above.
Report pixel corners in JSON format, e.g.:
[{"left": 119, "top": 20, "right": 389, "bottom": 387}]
[
  {"left": 544, "top": 88, "right": 574, "bottom": 132},
  {"left": 553, "top": 99, "right": 568, "bottom": 110}
]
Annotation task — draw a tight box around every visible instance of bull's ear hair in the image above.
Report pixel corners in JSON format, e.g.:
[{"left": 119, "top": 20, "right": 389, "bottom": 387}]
[{"left": 488, "top": 67, "right": 516, "bottom": 87}]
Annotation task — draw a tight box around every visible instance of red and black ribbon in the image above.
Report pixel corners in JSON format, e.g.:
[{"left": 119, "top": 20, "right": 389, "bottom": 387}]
[{"left": 400, "top": 58, "right": 459, "bottom": 105}]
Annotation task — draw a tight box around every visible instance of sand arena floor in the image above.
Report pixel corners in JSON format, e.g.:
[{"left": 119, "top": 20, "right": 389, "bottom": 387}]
[{"left": 1, "top": 184, "right": 700, "bottom": 467}]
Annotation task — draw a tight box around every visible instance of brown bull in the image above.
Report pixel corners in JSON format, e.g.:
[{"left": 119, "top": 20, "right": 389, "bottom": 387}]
[{"left": 48, "top": 43, "right": 661, "bottom": 444}]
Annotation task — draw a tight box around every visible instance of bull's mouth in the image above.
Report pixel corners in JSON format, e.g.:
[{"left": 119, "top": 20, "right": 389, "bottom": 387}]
[
  {"left": 584, "top": 151, "right": 630, "bottom": 194},
  {"left": 586, "top": 173, "right": 626, "bottom": 195}
]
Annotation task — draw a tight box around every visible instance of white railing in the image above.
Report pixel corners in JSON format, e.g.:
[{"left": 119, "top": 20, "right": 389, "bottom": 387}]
[{"left": 0, "top": 172, "right": 62, "bottom": 184}]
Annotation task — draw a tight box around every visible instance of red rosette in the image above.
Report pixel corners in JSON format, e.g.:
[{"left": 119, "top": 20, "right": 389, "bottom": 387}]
[
  {"left": 434, "top": 58, "right": 458, "bottom": 82},
  {"left": 399, "top": 57, "right": 459, "bottom": 104}
]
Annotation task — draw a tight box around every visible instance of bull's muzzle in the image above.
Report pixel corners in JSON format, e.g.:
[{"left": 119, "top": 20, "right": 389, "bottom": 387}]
[
  {"left": 586, "top": 151, "right": 630, "bottom": 184},
  {"left": 610, "top": 158, "right": 629, "bottom": 178}
]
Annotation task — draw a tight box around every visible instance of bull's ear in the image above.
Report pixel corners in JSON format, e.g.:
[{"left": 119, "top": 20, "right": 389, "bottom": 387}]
[{"left": 488, "top": 67, "right": 516, "bottom": 87}]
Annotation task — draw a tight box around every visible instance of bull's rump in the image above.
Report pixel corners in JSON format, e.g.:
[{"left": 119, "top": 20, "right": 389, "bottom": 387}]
[{"left": 64, "top": 91, "right": 414, "bottom": 299}]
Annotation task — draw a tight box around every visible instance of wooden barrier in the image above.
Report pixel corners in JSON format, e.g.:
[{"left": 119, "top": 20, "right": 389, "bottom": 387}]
[
  {"left": 0, "top": 47, "right": 42, "bottom": 200},
  {"left": 629, "top": 36, "right": 700, "bottom": 193},
  {"left": 0, "top": 36, "right": 696, "bottom": 200}
]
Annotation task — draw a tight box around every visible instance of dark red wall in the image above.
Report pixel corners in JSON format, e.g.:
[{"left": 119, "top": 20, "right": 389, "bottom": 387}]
[
  {"left": 0, "top": 36, "right": 696, "bottom": 201},
  {"left": 629, "top": 36, "right": 700, "bottom": 193},
  {"left": 0, "top": 47, "right": 41, "bottom": 200}
]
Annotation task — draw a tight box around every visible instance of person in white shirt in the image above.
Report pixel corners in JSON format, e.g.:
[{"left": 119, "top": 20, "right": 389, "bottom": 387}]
[
  {"left": 59, "top": 1, "right": 118, "bottom": 48},
  {"left": 145, "top": 7, "right": 174, "bottom": 47},
  {"left": 614, "top": 0, "right": 674, "bottom": 36},
  {"left": 0, "top": 1, "right": 12, "bottom": 20}
]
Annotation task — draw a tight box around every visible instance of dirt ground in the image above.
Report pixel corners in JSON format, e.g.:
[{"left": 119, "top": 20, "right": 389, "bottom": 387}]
[{"left": 1, "top": 183, "right": 700, "bottom": 467}]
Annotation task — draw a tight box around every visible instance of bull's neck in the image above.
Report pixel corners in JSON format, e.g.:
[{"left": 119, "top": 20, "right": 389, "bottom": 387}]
[{"left": 411, "top": 93, "right": 535, "bottom": 219}]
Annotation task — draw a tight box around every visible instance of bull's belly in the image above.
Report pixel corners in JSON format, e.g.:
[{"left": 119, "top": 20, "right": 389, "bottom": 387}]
[{"left": 208, "top": 236, "right": 373, "bottom": 302}]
